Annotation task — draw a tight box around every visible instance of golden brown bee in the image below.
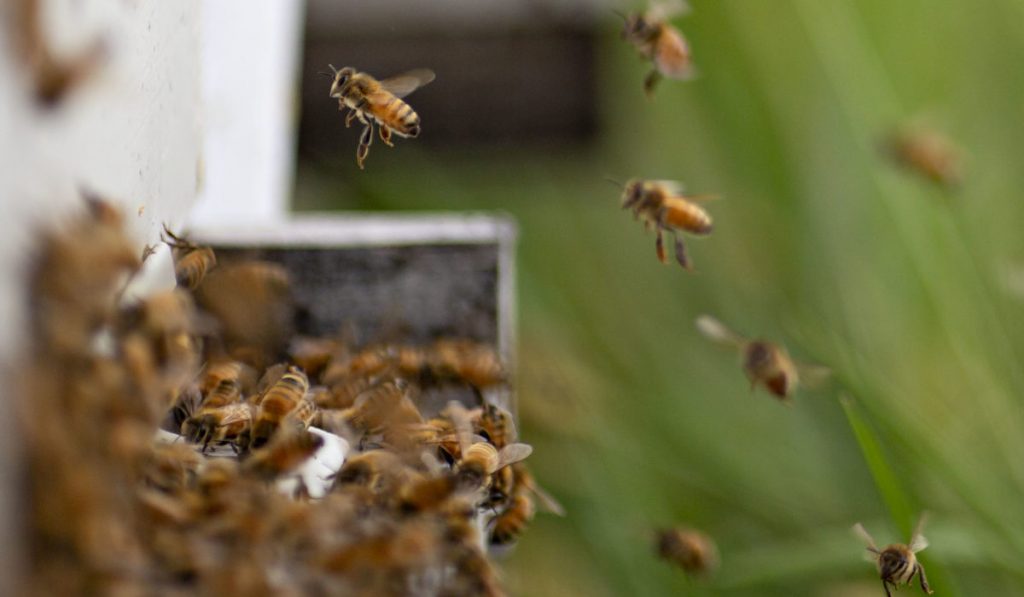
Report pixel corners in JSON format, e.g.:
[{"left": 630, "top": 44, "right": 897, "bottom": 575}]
[
  {"left": 883, "top": 126, "right": 963, "bottom": 189},
  {"left": 161, "top": 225, "right": 217, "bottom": 290},
  {"left": 489, "top": 493, "right": 535, "bottom": 546},
  {"left": 619, "top": 179, "right": 715, "bottom": 271},
  {"left": 655, "top": 527, "right": 719, "bottom": 576},
  {"left": 428, "top": 339, "right": 507, "bottom": 388},
  {"left": 696, "top": 314, "right": 830, "bottom": 402},
  {"left": 339, "top": 378, "right": 423, "bottom": 435},
  {"left": 13, "top": 0, "right": 106, "bottom": 108},
  {"left": 853, "top": 516, "right": 934, "bottom": 597},
  {"left": 448, "top": 402, "right": 532, "bottom": 491},
  {"left": 242, "top": 427, "right": 324, "bottom": 481},
  {"left": 327, "top": 65, "right": 436, "bottom": 169},
  {"left": 619, "top": 1, "right": 695, "bottom": 97},
  {"left": 250, "top": 366, "right": 310, "bottom": 449},
  {"left": 181, "top": 393, "right": 252, "bottom": 452}
]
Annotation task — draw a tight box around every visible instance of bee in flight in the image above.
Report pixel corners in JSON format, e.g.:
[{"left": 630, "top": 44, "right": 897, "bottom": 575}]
[
  {"left": 617, "top": 178, "right": 715, "bottom": 271},
  {"left": 326, "top": 65, "right": 436, "bottom": 169},
  {"left": 852, "top": 515, "right": 934, "bottom": 597},
  {"left": 654, "top": 527, "right": 719, "bottom": 577},
  {"left": 882, "top": 125, "right": 963, "bottom": 189},
  {"left": 695, "top": 314, "right": 830, "bottom": 402},
  {"left": 618, "top": 0, "right": 695, "bottom": 97}
]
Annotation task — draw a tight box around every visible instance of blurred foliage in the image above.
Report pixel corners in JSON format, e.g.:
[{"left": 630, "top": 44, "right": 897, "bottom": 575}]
[{"left": 295, "top": 1, "right": 1024, "bottom": 594}]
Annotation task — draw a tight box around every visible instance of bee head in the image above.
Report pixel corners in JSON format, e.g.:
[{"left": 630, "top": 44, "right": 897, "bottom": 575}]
[{"left": 328, "top": 65, "right": 356, "bottom": 98}]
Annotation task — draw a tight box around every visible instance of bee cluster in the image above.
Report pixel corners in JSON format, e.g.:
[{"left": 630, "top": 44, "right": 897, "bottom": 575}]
[{"left": 19, "top": 198, "right": 556, "bottom": 596}]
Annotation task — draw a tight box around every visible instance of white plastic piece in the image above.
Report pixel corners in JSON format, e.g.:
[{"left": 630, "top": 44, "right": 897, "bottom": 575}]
[{"left": 274, "top": 427, "right": 349, "bottom": 499}]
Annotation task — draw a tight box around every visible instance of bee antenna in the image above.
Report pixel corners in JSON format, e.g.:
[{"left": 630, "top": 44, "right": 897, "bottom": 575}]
[
  {"left": 604, "top": 176, "right": 624, "bottom": 188},
  {"left": 611, "top": 9, "right": 628, "bottom": 21}
]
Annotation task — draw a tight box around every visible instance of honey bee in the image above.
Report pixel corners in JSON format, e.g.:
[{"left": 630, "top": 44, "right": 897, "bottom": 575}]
[
  {"left": 326, "top": 65, "right": 436, "bottom": 169},
  {"left": 428, "top": 339, "right": 507, "bottom": 388},
  {"left": 250, "top": 366, "right": 310, "bottom": 449},
  {"left": 181, "top": 382, "right": 252, "bottom": 452},
  {"left": 448, "top": 402, "right": 532, "bottom": 491},
  {"left": 883, "top": 126, "right": 964, "bottom": 189},
  {"left": 619, "top": 0, "right": 695, "bottom": 97},
  {"left": 14, "top": 0, "right": 106, "bottom": 108},
  {"left": 654, "top": 527, "right": 719, "bottom": 576},
  {"left": 696, "top": 314, "right": 830, "bottom": 402},
  {"left": 242, "top": 427, "right": 325, "bottom": 481},
  {"left": 853, "top": 515, "right": 934, "bottom": 597},
  {"left": 161, "top": 225, "right": 217, "bottom": 290},
  {"left": 489, "top": 493, "right": 535, "bottom": 546},
  {"left": 619, "top": 179, "right": 715, "bottom": 270}
]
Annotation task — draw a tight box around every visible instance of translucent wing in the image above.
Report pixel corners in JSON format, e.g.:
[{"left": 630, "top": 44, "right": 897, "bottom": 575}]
[
  {"left": 696, "top": 315, "right": 747, "bottom": 348},
  {"left": 683, "top": 193, "right": 721, "bottom": 203},
  {"left": 649, "top": 179, "right": 686, "bottom": 195},
  {"left": 380, "top": 69, "right": 436, "bottom": 99},
  {"left": 646, "top": 0, "right": 690, "bottom": 22},
  {"left": 497, "top": 443, "right": 533, "bottom": 469},
  {"left": 795, "top": 362, "right": 832, "bottom": 390},
  {"left": 852, "top": 522, "right": 880, "bottom": 554},
  {"left": 909, "top": 512, "right": 930, "bottom": 553},
  {"left": 527, "top": 481, "right": 566, "bottom": 516}
]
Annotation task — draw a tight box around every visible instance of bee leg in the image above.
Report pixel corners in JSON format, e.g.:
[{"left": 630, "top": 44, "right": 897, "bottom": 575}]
[
  {"left": 655, "top": 229, "right": 668, "bottom": 264},
  {"left": 672, "top": 234, "right": 691, "bottom": 270},
  {"left": 882, "top": 579, "right": 892, "bottom": 597},
  {"left": 357, "top": 121, "right": 373, "bottom": 170},
  {"left": 917, "top": 564, "right": 933, "bottom": 594},
  {"left": 643, "top": 69, "right": 662, "bottom": 98},
  {"left": 379, "top": 125, "right": 394, "bottom": 147},
  {"left": 345, "top": 109, "right": 358, "bottom": 127}
]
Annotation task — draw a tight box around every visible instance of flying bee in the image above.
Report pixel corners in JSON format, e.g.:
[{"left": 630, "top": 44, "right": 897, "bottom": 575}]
[
  {"left": 326, "top": 65, "right": 436, "bottom": 169},
  {"left": 618, "top": 178, "right": 715, "bottom": 270},
  {"left": 619, "top": 0, "right": 695, "bottom": 97},
  {"left": 853, "top": 515, "right": 934, "bottom": 597},
  {"left": 242, "top": 427, "right": 324, "bottom": 481},
  {"left": 696, "top": 314, "right": 830, "bottom": 402},
  {"left": 883, "top": 126, "right": 964, "bottom": 189},
  {"left": 250, "top": 366, "right": 310, "bottom": 449},
  {"left": 161, "top": 225, "right": 217, "bottom": 290},
  {"left": 655, "top": 527, "right": 719, "bottom": 577},
  {"left": 447, "top": 402, "right": 532, "bottom": 491}
]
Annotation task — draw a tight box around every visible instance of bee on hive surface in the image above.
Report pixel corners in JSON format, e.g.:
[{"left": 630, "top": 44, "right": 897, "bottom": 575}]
[
  {"left": 619, "top": 0, "right": 695, "bottom": 97},
  {"left": 852, "top": 515, "right": 934, "bottom": 597},
  {"left": 161, "top": 225, "right": 217, "bottom": 290},
  {"left": 882, "top": 126, "right": 964, "bottom": 189},
  {"left": 326, "top": 65, "right": 436, "bottom": 169},
  {"left": 447, "top": 402, "right": 532, "bottom": 492},
  {"left": 618, "top": 178, "right": 715, "bottom": 271},
  {"left": 250, "top": 366, "right": 310, "bottom": 449},
  {"left": 696, "top": 314, "right": 830, "bottom": 402},
  {"left": 242, "top": 427, "right": 325, "bottom": 481},
  {"left": 654, "top": 527, "right": 719, "bottom": 577}
]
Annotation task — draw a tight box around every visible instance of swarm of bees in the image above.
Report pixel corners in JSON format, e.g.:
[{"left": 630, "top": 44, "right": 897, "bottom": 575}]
[
  {"left": 853, "top": 516, "right": 934, "bottom": 597},
  {"left": 19, "top": 198, "right": 562, "bottom": 596}
]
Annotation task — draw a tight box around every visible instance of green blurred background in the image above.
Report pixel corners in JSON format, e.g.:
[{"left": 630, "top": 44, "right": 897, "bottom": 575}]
[{"left": 296, "top": 1, "right": 1024, "bottom": 594}]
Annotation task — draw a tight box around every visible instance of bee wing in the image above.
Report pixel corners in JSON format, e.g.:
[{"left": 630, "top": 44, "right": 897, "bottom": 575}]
[
  {"left": 527, "top": 481, "right": 566, "bottom": 516},
  {"left": 909, "top": 512, "right": 930, "bottom": 552},
  {"left": 795, "top": 362, "right": 832, "bottom": 390},
  {"left": 649, "top": 179, "right": 686, "bottom": 195},
  {"left": 852, "top": 522, "right": 880, "bottom": 554},
  {"left": 218, "top": 404, "right": 253, "bottom": 426},
  {"left": 646, "top": 0, "right": 690, "bottom": 22},
  {"left": 446, "top": 400, "right": 474, "bottom": 457},
  {"left": 695, "top": 315, "right": 747, "bottom": 348},
  {"left": 497, "top": 443, "right": 533, "bottom": 469},
  {"left": 683, "top": 193, "right": 721, "bottom": 203},
  {"left": 379, "top": 69, "right": 436, "bottom": 99}
]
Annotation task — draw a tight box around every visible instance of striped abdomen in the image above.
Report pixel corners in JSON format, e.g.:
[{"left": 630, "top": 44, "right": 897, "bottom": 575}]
[
  {"left": 251, "top": 369, "right": 309, "bottom": 447},
  {"left": 661, "top": 196, "right": 713, "bottom": 235},
  {"left": 369, "top": 93, "right": 421, "bottom": 137}
]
